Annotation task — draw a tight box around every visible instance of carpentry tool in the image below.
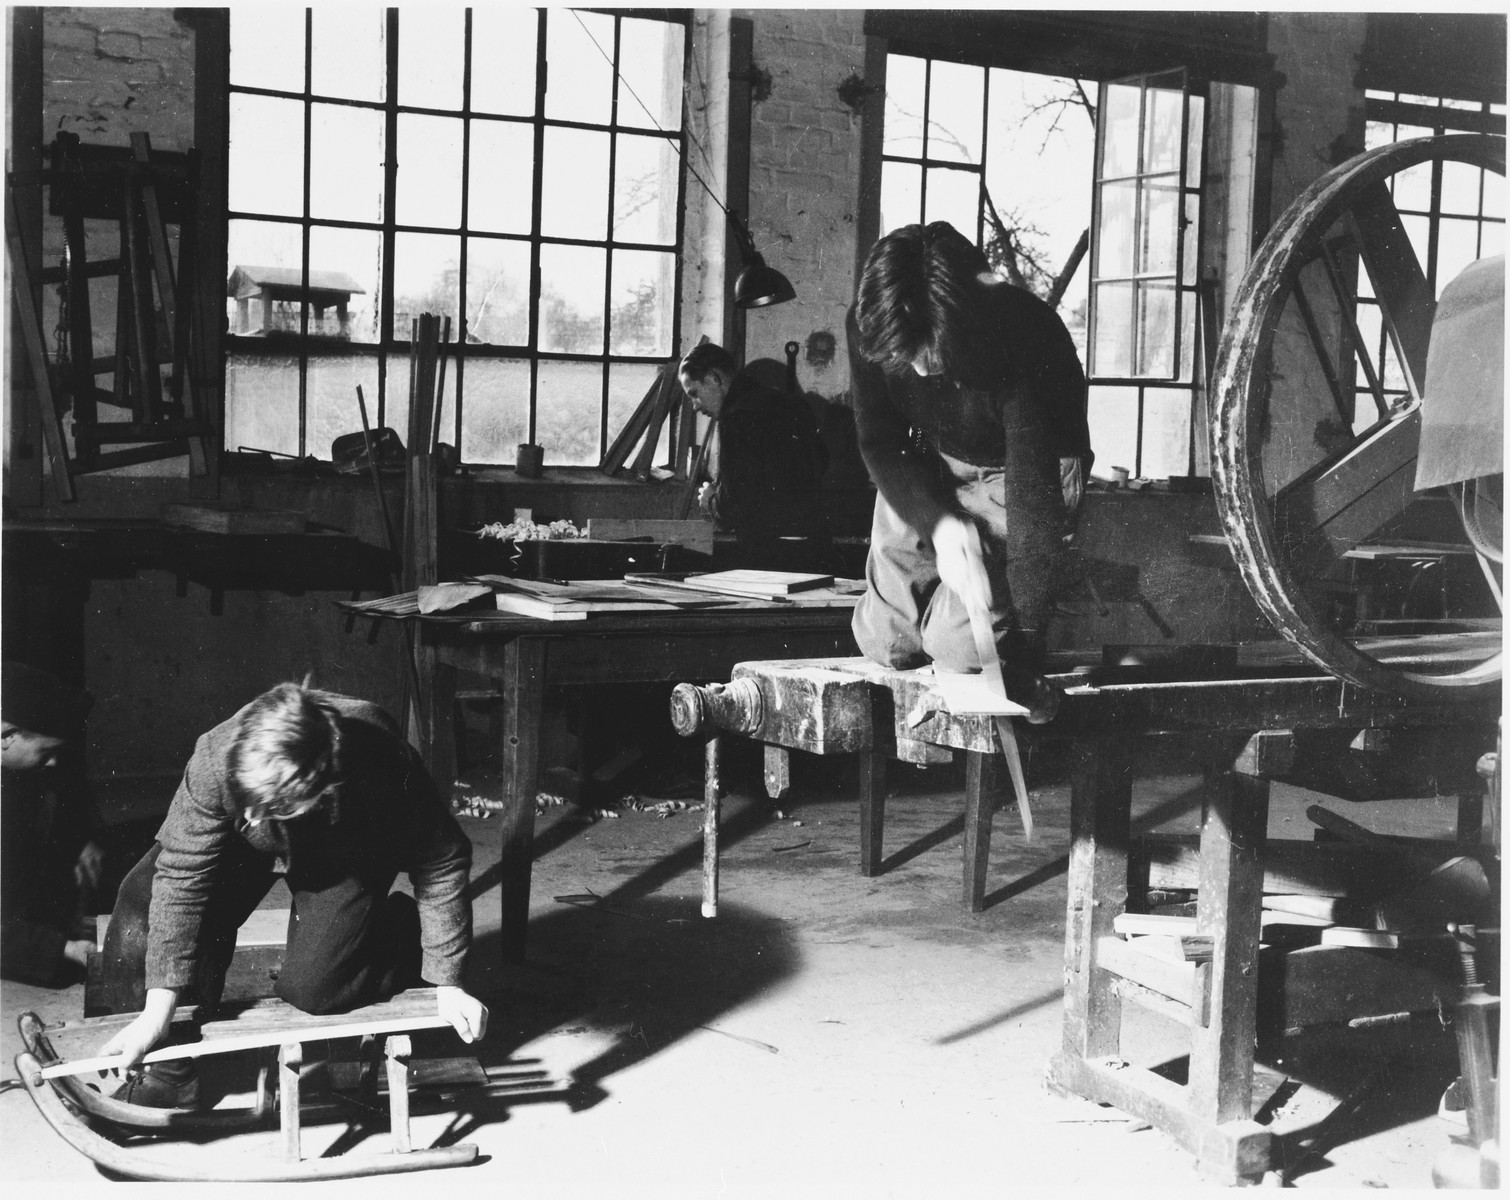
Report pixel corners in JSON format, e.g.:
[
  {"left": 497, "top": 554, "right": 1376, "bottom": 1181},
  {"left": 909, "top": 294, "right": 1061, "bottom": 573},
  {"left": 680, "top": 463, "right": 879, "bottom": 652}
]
[{"left": 963, "top": 595, "right": 1033, "bottom": 840}]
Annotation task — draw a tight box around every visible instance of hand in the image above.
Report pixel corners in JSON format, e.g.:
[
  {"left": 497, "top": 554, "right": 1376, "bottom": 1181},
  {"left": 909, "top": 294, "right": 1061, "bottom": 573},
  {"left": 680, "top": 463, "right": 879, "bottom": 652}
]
[
  {"left": 931, "top": 514, "right": 992, "bottom": 615},
  {"left": 1060, "top": 456, "right": 1085, "bottom": 516},
  {"left": 697, "top": 482, "right": 714, "bottom": 515},
  {"left": 436, "top": 985, "right": 489, "bottom": 1044},
  {"left": 63, "top": 939, "right": 96, "bottom": 967},
  {"left": 97, "top": 988, "right": 178, "bottom": 1071},
  {"left": 74, "top": 841, "right": 105, "bottom": 890}
]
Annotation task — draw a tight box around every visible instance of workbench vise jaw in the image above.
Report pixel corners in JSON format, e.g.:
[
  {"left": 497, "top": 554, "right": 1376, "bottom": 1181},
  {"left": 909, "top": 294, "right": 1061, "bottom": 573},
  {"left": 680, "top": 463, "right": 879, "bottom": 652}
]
[{"left": 671, "top": 678, "right": 765, "bottom": 737}]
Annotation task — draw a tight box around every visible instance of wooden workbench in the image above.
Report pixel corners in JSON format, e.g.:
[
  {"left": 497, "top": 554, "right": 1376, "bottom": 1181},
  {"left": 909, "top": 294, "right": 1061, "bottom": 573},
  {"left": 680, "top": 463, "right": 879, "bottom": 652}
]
[{"left": 668, "top": 634, "right": 1499, "bottom": 1184}]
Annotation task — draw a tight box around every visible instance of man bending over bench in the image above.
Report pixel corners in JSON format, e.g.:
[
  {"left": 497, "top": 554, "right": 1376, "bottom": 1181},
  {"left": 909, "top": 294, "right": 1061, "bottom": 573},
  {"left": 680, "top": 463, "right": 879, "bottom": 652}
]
[{"left": 93, "top": 680, "right": 488, "bottom": 1108}]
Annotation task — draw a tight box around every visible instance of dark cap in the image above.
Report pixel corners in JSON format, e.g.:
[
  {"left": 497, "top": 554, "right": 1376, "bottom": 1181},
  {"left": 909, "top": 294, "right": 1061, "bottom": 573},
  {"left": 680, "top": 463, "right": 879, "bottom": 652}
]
[{"left": 1, "top": 662, "right": 92, "bottom": 739}]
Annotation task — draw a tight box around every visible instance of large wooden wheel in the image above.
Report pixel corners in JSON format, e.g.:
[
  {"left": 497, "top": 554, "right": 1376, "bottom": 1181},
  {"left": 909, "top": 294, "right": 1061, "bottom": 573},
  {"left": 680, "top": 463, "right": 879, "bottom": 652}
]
[{"left": 1211, "top": 133, "right": 1504, "bottom": 702}]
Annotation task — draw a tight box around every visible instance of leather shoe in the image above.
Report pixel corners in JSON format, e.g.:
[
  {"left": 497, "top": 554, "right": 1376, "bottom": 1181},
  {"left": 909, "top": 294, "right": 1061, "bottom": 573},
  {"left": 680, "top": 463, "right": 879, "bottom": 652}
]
[{"left": 110, "top": 1062, "right": 200, "bottom": 1110}]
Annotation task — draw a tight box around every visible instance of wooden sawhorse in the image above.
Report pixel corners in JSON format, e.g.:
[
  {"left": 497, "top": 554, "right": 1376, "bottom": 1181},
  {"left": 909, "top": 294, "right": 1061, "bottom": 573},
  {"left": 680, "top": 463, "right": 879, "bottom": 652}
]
[
  {"left": 672, "top": 650, "right": 1498, "bottom": 1184},
  {"left": 17, "top": 989, "right": 478, "bottom": 1181}
]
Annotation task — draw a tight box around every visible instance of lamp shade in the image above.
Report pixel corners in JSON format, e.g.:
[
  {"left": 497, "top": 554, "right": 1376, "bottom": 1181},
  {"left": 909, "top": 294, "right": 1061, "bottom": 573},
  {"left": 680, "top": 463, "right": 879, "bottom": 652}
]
[{"left": 733, "top": 251, "right": 796, "bottom": 309}]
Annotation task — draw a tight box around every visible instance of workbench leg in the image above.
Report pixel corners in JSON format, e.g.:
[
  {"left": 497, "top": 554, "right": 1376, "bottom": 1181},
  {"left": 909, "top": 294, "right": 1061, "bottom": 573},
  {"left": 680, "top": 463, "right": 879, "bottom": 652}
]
[
  {"left": 1188, "top": 761, "right": 1272, "bottom": 1182},
  {"left": 858, "top": 746, "right": 885, "bottom": 877},
  {"left": 1053, "top": 736, "right": 1133, "bottom": 1064},
  {"left": 763, "top": 744, "right": 791, "bottom": 800},
  {"left": 702, "top": 735, "right": 722, "bottom": 918},
  {"left": 498, "top": 637, "right": 546, "bottom": 963},
  {"left": 386, "top": 1034, "right": 412, "bottom": 1154},
  {"left": 426, "top": 658, "right": 459, "bottom": 807},
  {"left": 963, "top": 751, "right": 994, "bottom": 912},
  {"left": 279, "top": 1041, "right": 303, "bottom": 1163}
]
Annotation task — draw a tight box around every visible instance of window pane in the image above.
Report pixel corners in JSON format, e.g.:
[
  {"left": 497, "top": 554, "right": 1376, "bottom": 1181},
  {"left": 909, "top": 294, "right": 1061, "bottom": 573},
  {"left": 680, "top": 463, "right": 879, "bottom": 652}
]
[
  {"left": 609, "top": 249, "right": 675, "bottom": 356},
  {"left": 536, "top": 359, "right": 606, "bottom": 465},
  {"left": 465, "top": 238, "right": 532, "bottom": 347},
  {"left": 880, "top": 162, "right": 922, "bottom": 235},
  {"left": 311, "top": 7, "right": 384, "bottom": 102},
  {"left": 471, "top": 7, "right": 538, "bottom": 116},
  {"left": 927, "top": 60, "right": 983, "bottom": 164},
  {"left": 1481, "top": 221, "right": 1505, "bottom": 258},
  {"left": 1401, "top": 213, "right": 1431, "bottom": 282},
  {"left": 544, "top": 9, "right": 614, "bottom": 125},
  {"left": 885, "top": 55, "right": 926, "bottom": 158},
  {"left": 1143, "top": 84, "right": 1184, "bottom": 174},
  {"left": 1091, "top": 282, "right": 1134, "bottom": 376},
  {"left": 383, "top": 354, "right": 412, "bottom": 453},
  {"left": 1136, "top": 281, "right": 1177, "bottom": 377},
  {"left": 225, "top": 353, "right": 301, "bottom": 457},
  {"left": 1099, "top": 83, "right": 1141, "bottom": 178},
  {"left": 307, "top": 353, "right": 380, "bottom": 458},
  {"left": 398, "top": 5, "right": 463, "bottom": 110},
  {"left": 396, "top": 114, "right": 463, "bottom": 228},
  {"left": 541, "top": 127, "right": 610, "bottom": 239},
  {"left": 309, "top": 225, "right": 380, "bottom": 343},
  {"left": 1483, "top": 172, "right": 1504, "bottom": 220},
  {"left": 923, "top": 167, "right": 979, "bottom": 238},
  {"left": 231, "top": 9, "right": 305, "bottom": 92},
  {"left": 1184, "top": 94, "right": 1205, "bottom": 187},
  {"left": 1182, "top": 192, "right": 1200, "bottom": 286},
  {"left": 1178, "top": 297, "right": 1197, "bottom": 384},
  {"left": 1140, "top": 387, "right": 1192, "bottom": 480},
  {"left": 1353, "top": 301, "right": 1382, "bottom": 391},
  {"left": 1095, "top": 179, "right": 1137, "bottom": 277},
  {"left": 227, "top": 219, "right": 303, "bottom": 335},
  {"left": 468, "top": 121, "right": 536, "bottom": 234},
  {"left": 392, "top": 232, "right": 461, "bottom": 341},
  {"left": 539, "top": 244, "right": 606, "bottom": 353},
  {"left": 459, "top": 358, "right": 532, "bottom": 465},
  {"left": 310, "top": 103, "right": 385, "bottom": 223},
  {"left": 1365, "top": 119, "right": 1396, "bottom": 151},
  {"left": 1436, "top": 217, "right": 1482, "bottom": 293},
  {"left": 619, "top": 17, "right": 682, "bottom": 132},
  {"left": 614, "top": 134, "right": 680, "bottom": 245},
  {"left": 1139, "top": 176, "right": 1180, "bottom": 275},
  {"left": 229, "top": 95, "right": 305, "bottom": 217},
  {"left": 1391, "top": 130, "right": 1436, "bottom": 212},
  {"left": 1087, "top": 384, "right": 1139, "bottom": 474},
  {"left": 607, "top": 361, "right": 667, "bottom": 467},
  {"left": 1439, "top": 160, "right": 1484, "bottom": 217}
]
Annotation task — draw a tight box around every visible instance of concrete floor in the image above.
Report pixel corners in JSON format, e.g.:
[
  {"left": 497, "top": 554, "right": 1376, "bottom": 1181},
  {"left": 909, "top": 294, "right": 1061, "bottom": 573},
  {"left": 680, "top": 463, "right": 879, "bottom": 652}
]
[{"left": 0, "top": 738, "right": 1481, "bottom": 1196}]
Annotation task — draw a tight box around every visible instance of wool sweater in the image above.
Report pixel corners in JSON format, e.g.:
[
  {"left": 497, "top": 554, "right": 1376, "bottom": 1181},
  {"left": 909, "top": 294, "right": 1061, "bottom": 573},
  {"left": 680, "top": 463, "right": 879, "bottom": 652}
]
[
  {"left": 847, "top": 281, "right": 1091, "bottom": 542},
  {"left": 146, "top": 696, "right": 471, "bottom": 992}
]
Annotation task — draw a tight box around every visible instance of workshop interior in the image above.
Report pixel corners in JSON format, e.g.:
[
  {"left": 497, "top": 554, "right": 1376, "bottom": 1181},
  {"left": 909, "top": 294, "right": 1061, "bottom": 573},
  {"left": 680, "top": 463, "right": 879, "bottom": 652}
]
[{"left": 1, "top": 7, "right": 1503, "bottom": 1191}]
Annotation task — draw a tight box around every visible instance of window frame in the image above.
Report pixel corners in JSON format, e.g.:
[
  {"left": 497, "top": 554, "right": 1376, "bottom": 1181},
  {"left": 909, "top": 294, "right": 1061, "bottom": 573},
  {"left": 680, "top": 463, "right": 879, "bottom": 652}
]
[{"left": 223, "top": 6, "right": 692, "bottom": 468}]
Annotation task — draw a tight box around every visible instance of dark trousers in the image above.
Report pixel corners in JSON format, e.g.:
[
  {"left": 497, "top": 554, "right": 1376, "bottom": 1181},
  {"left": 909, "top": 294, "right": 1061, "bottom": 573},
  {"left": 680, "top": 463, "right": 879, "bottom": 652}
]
[{"left": 98, "top": 839, "right": 420, "bottom": 1018}]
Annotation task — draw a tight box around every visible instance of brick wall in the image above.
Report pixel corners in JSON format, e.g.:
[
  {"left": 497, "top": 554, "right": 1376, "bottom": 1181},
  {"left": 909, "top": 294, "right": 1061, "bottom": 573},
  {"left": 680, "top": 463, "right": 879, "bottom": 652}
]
[{"left": 741, "top": 9, "right": 867, "bottom": 402}]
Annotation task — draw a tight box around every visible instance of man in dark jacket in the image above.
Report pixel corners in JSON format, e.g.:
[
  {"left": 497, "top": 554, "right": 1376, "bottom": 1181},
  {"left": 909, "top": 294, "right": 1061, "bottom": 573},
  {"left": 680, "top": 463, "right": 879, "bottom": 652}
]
[
  {"left": 1, "top": 661, "right": 103, "bottom": 986},
  {"left": 94, "top": 679, "right": 487, "bottom": 1108},
  {"left": 679, "top": 342, "right": 830, "bottom": 563}
]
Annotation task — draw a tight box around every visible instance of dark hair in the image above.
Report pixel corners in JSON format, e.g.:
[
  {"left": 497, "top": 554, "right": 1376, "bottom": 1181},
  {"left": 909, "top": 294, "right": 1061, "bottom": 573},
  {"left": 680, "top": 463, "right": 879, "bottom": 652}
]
[
  {"left": 854, "top": 221, "right": 1005, "bottom": 385},
  {"left": 229, "top": 680, "right": 343, "bottom": 822},
  {"left": 679, "top": 342, "right": 738, "bottom": 382},
  {"left": 1, "top": 661, "right": 91, "bottom": 739}
]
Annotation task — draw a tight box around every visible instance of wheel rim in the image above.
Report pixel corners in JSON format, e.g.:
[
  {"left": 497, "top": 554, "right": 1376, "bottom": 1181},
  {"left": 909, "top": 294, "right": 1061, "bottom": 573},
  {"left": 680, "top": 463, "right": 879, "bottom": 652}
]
[{"left": 1211, "top": 133, "right": 1505, "bottom": 701}]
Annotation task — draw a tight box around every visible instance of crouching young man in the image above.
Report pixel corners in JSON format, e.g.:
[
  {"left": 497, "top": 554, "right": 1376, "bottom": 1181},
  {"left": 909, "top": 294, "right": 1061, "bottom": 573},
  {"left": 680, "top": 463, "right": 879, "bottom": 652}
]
[{"left": 95, "top": 679, "right": 488, "bottom": 1108}]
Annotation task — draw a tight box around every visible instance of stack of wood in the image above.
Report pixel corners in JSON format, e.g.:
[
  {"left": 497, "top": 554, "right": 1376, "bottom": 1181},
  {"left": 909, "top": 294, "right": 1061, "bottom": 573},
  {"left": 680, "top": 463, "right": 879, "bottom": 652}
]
[{"left": 401, "top": 313, "right": 450, "bottom": 594}]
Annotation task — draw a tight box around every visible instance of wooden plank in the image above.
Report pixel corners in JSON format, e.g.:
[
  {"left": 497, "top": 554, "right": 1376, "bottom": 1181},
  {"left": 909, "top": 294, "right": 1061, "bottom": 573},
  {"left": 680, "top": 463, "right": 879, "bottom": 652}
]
[
  {"left": 1259, "top": 942, "right": 1459, "bottom": 1031},
  {"left": 585, "top": 518, "right": 715, "bottom": 555},
  {"left": 1097, "top": 935, "right": 1203, "bottom": 1011},
  {"left": 1142, "top": 833, "right": 1411, "bottom": 898},
  {"left": 160, "top": 501, "right": 306, "bottom": 535}
]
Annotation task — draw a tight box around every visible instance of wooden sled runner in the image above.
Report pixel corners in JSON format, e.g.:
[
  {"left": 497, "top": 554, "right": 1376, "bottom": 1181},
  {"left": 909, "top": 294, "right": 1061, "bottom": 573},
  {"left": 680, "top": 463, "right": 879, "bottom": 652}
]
[{"left": 16, "top": 988, "right": 480, "bottom": 1181}]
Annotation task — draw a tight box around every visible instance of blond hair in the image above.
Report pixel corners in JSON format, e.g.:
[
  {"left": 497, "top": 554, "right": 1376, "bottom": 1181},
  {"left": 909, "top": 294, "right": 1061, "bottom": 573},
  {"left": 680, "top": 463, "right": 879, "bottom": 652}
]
[{"left": 229, "top": 679, "right": 343, "bottom": 821}]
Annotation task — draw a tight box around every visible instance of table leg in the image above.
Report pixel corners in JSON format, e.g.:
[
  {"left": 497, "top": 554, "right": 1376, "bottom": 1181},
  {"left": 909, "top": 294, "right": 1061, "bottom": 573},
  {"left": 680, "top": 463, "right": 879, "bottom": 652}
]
[
  {"left": 702, "top": 734, "right": 722, "bottom": 918},
  {"left": 279, "top": 1041, "right": 303, "bottom": 1163},
  {"left": 385, "top": 1034, "right": 412, "bottom": 1154},
  {"left": 427, "top": 658, "right": 459, "bottom": 806},
  {"left": 963, "top": 751, "right": 994, "bottom": 912},
  {"left": 1056, "top": 736, "right": 1133, "bottom": 1061},
  {"left": 858, "top": 745, "right": 885, "bottom": 876},
  {"left": 498, "top": 637, "right": 545, "bottom": 963}
]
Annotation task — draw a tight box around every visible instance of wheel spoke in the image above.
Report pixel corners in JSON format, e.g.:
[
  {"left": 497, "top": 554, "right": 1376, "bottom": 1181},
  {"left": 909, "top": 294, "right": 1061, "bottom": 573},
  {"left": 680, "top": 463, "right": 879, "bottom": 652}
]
[{"left": 1347, "top": 181, "right": 1434, "bottom": 400}]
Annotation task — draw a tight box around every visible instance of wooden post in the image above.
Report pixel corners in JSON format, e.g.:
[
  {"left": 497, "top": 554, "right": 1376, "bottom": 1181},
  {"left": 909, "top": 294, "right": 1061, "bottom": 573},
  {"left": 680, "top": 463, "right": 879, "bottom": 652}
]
[
  {"left": 498, "top": 637, "right": 546, "bottom": 962},
  {"left": 963, "top": 750, "right": 995, "bottom": 911},
  {"left": 1058, "top": 736, "right": 1134, "bottom": 1060},
  {"left": 278, "top": 1041, "right": 303, "bottom": 1163},
  {"left": 763, "top": 744, "right": 791, "bottom": 799},
  {"left": 857, "top": 747, "right": 887, "bottom": 876},
  {"left": 702, "top": 734, "right": 722, "bottom": 918},
  {"left": 385, "top": 1034, "right": 412, "bottom": 1154}
]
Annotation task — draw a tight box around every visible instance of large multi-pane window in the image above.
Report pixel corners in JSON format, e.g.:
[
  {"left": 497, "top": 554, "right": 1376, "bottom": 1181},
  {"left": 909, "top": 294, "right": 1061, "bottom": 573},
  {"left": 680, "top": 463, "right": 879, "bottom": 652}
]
[
  {"left": 880, "top": 54, "right": 1221, "bottom": 481},
  {"left": 1352, "top": 91, "right": 1506, "bottom": 426},
  {"left": 225, "top": 7, "right": 688, "bottom": 467}
]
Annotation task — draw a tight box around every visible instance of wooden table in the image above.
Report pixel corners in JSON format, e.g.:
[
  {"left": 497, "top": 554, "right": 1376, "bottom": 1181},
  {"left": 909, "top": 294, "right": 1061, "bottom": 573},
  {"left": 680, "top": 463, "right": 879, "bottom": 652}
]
[
  {"left": 417, "top": 598, "right": 859, "bottom": 962},
  {"left": 668, "top": 634, "right": 1500, "bottom": 1184}
]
